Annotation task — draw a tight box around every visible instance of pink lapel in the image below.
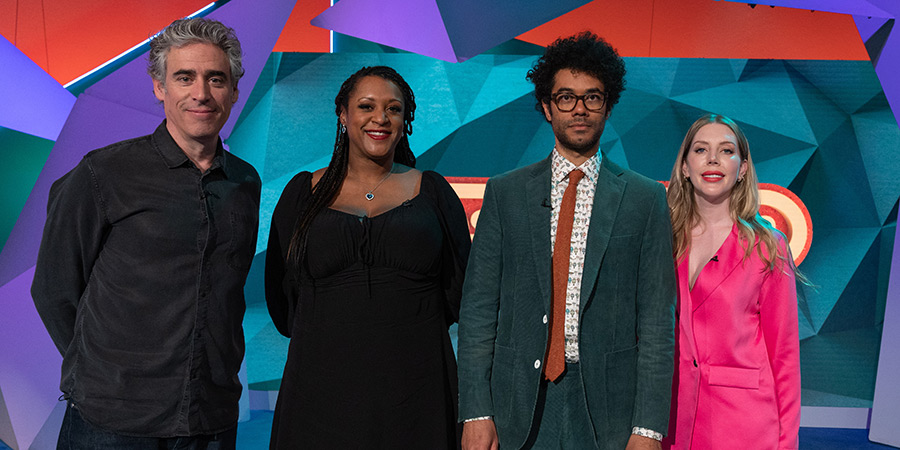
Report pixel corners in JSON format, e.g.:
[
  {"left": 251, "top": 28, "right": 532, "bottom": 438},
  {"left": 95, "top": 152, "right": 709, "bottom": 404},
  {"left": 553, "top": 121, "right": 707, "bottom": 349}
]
[
  {"left": 690, "top": 223, "right": 744, "bottom": 311},
  {"left": 676, "top": 254, "right": 695, "bottom": 354},
  {"left": 676, "top": 253, "right": 691, "bottom": 315}
]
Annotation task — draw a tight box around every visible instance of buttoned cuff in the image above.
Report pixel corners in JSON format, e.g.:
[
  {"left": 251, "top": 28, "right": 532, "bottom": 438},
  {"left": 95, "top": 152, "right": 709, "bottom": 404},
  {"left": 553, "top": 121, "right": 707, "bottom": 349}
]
[
  {"left": 632, "top": 427, "right": 663, "bottom": 441},
  {"left": 464, "top": 416, "right": 492, "bottom": 423}
]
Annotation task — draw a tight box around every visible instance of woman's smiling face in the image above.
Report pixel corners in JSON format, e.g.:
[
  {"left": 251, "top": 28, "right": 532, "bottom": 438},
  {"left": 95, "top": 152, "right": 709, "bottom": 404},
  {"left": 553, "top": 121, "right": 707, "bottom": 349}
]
[
  {"left": 340, "top": 76, "right": 405, "bottom": 163},
  {"left": 682, "top": 122, "right": 747, "bottom": 206}
]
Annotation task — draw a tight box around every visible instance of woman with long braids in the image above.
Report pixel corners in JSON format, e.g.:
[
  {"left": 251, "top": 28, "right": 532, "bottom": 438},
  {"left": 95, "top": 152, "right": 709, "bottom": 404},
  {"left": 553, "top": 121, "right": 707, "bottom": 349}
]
[
  {"left": 663, "top": 114, "right": 803, "bottom": 449},
  {"left": 265, "top": 66, "right": 470, "bottom": 448}
]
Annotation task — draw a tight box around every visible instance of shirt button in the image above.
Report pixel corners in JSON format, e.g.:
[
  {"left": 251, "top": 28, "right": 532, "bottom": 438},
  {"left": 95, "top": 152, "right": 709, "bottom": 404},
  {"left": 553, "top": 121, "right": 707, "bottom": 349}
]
[
  {"left": 693, "top": 359, "right": 698, "bottom": 367},
  {"left": 534, "top": 360, "right": 541, "bottom": 369},
  {"left": 542, "top": 315, "right": 548, "bottom": 324}
]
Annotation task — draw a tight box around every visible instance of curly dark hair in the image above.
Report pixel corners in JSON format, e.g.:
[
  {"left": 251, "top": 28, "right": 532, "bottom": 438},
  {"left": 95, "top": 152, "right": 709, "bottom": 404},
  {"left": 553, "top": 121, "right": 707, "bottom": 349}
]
[
  {"left": 526, "top": 31, "right": 626, "bottom": 115},
  {"left": 287, "top": 66, "right": 417, "bottom": 266}
]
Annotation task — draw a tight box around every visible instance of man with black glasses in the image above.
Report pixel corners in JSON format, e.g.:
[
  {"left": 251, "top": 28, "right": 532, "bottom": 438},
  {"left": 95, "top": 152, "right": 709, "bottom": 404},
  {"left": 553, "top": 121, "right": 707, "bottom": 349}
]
[{"left": 457, "top": 32, "right": 676, "bottom": 450}]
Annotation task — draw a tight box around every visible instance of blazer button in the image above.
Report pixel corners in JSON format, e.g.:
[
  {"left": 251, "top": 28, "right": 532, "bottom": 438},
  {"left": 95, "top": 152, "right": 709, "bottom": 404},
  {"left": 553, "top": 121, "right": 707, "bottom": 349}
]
[
  {"left": 534, "top": 360, "right": 541, "bottom": 369},
  {"left": 542, "top": 315, "right": 548, "bottom": 324},
  {"left": 693, "top": 359, "right": 698, "bottom": 367}
]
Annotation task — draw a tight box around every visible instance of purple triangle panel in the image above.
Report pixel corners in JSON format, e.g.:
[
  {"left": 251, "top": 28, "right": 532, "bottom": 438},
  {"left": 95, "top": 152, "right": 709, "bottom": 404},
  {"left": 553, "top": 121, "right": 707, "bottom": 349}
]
[
  {"left": 83, "top": 56, "right": 167, "bottom": 120},
  {"left": 0, "top": 0, "right": 296, "bottom": 285},
  {"left": 875, "top": 19, "right": 900, "bottom": 122},
  {"left": 311, "top": 0, "right": 457, "bottom": 62},
  {"left": 871, "top": 202, "right": 900, "bottom": 445},
  {"left": 864, "top": 9, "right": 900, "bottom": 427},
  {"left": 721, "top": 0, "right": 893, "bottom": 17},
  {"left": 436, "top": 0, "right": 591, "bottom": 61},
  {"left": 0, "top": 267, "right": 63, "bottom": 450},
  {"left": 0, "top": 35, "right": 75, "bottom": 141},
  {"left": 854, "top": 15, "right": 890, "bottom": 42},
  {"left": 861, "top": 2, "right": 900, "bottom": 124}
]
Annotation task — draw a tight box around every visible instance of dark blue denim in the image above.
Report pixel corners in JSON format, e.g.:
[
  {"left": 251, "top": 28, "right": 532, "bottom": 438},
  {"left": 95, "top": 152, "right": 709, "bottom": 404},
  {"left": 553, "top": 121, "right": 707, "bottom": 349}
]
[{"left": 58, "top": 402, "right": 236, "bottom": 450}]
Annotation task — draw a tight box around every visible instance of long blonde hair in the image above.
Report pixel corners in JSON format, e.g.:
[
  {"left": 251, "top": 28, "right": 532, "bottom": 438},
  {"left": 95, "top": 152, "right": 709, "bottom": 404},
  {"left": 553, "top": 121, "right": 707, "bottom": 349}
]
[{"left": 667, "top": 114, "right": 786, "bottom": 272}]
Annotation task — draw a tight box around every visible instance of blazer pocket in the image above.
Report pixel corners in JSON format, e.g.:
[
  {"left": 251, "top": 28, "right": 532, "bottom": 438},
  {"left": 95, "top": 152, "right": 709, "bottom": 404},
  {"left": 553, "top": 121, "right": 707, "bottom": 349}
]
[{"left": 708, "top": 365, "right": 760, "bottom": 389}]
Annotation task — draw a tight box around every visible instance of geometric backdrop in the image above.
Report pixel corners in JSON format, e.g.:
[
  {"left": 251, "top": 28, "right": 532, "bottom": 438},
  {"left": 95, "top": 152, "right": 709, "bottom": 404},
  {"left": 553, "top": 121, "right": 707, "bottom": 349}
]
[
  {"left": 2, "top": 0, "right": 899, "bottom": 448},
  {"left": 232, "top": 51, "right": 899, "bottom": 409}
]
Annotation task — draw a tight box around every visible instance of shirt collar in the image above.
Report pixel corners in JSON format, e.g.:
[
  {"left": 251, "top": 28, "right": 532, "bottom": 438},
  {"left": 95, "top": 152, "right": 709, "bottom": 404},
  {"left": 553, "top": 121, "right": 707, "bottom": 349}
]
[
  {"left": 551, "top": 148, "right": 601, "bottom": 186},
  {"left": 152, "top": 120, "right": 227, "bottom": 174}
]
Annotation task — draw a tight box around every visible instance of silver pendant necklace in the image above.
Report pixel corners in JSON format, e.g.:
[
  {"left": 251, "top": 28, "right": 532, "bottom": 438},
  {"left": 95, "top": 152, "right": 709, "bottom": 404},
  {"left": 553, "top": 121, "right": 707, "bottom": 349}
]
[{"left": 365, "top": 170, "right": 392, "bottom": 201}]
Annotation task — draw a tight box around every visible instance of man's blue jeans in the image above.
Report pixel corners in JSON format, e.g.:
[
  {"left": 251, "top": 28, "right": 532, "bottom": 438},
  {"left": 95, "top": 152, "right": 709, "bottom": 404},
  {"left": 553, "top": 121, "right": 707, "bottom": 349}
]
[{"left": 57, "top": 402, "right": 237, "bottom": 450}]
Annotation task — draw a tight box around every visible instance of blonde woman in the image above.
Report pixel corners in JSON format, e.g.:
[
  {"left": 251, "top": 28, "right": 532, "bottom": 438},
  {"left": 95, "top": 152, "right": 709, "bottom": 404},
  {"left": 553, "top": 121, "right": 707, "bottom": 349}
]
[{"left": 664, "top": 114, "right": 801, "bottom": 449}]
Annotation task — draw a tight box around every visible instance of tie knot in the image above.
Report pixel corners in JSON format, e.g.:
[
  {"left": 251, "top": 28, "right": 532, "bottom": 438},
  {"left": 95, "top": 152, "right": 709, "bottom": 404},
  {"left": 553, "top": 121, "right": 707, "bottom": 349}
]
[{"left": 568, "top": 169, "right": 585, "bottom": 185}]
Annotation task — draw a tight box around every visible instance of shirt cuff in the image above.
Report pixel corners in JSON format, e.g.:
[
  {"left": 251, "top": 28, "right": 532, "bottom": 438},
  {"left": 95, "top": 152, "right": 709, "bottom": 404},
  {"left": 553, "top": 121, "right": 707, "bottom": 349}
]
[
  {"left": 632, "top": 427, "right": 663, "bottom": 441},
  {"left": 464, "top": 416, "right": 492, "bottom": 422}
]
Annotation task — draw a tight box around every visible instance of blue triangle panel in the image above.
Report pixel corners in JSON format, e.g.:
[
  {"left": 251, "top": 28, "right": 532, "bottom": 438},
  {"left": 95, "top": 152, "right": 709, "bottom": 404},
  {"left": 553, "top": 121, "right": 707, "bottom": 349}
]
[
  {"left": 787, "top": 60, "right": 886, "bottom": 115},
  {"left": 801, "top": 119, "right": 880, "bottom": 228},
  {"left": 851, "top": 110, "right": 900, "bottom": 223},
  {"left": 618, "top": 100, "right": 700, "bottom": 182},
  {"left": 796, "top": 226, "right": 881, "bottom": 332},
  {"left": 624, "top": 57, "right": 682, "bottom": 98},
  {"left": 436, "top": 0, "right": 591, "bottom": 61},
  {"left": 434, "top": 95, "right": 545, "bottom": 177},
  {"left": 669, "top": 59, "right": 739, "bottom": 97}
]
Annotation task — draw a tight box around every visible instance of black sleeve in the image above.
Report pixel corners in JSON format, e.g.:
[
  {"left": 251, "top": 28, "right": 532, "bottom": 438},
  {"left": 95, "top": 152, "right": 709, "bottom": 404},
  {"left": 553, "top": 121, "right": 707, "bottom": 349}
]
[
  {"left": 423, "top": 171, "right": 472, "bottom": 326},
  {"left": 31, "top": 156, "right": 109, "bottom": 355},
  {"left": 265, "top": 171, "right": 312, "bottom": 337}
]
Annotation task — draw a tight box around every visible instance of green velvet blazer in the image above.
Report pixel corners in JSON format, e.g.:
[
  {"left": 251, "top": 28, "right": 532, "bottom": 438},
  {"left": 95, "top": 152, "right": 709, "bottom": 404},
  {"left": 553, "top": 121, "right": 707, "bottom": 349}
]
[{"left": 457, "top": 154, "right": 677, "bottom": 449}]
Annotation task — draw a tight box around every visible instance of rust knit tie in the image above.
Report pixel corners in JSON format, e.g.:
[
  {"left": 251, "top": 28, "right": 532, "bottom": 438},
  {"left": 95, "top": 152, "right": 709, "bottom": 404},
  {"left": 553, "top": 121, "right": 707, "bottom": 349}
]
[{"left": 545, "top": 168, "right": 584, "bottom": 382}]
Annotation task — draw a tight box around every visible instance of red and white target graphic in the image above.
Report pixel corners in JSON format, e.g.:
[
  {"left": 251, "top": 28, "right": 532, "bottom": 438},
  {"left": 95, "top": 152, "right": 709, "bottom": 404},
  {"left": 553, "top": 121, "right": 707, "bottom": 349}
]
[{"left": 758, "top": 183, "right": 812, "bottom": 266}]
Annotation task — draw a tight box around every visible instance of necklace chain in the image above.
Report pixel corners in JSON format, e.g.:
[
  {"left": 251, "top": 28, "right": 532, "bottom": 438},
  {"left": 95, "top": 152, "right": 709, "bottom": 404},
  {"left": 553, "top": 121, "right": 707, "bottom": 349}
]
[{"left": 365, "top": 170, "right": 392, "bottom": 201}]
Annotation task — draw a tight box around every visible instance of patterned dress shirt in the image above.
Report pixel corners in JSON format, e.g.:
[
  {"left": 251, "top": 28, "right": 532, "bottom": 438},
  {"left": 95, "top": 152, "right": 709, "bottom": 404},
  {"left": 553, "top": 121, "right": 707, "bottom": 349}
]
[
  {"left": 550, "top": 148, "right": 600, "bottom": 363},
  {"left": 548, "top": 149, "right": 662, "bottom": 441}
]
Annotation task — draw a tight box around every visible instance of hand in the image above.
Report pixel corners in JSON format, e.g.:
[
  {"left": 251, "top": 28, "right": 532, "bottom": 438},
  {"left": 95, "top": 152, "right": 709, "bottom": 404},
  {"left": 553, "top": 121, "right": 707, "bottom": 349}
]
[
  {"left": 462, "top": 419, "right": 499, "bottom": 450},
  {"left": 625, "top": 433, "right": 661, "bottom": 450}
]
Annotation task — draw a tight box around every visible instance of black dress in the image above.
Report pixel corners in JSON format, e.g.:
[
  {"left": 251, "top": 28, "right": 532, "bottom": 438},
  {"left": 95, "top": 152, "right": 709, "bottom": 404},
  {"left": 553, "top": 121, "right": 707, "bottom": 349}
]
[{"left": 265, "top": 171, "right": 471, "bottom": 449}]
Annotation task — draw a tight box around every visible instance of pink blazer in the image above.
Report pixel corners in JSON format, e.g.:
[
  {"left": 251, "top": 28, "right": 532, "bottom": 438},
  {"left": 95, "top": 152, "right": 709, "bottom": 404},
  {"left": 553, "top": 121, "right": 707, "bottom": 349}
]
[{"left": 666, "top": 224, "right": 800, "bottom": 450}]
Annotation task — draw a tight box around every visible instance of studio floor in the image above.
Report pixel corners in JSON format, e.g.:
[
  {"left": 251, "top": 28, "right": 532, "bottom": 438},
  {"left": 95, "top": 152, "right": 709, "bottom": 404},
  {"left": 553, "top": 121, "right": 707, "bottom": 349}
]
[
  {"left": 235, "top": 418, "right": 897, "bottom": 449},
  {"left": 2, "top": 413, "right": 896, "bottom": 449}
]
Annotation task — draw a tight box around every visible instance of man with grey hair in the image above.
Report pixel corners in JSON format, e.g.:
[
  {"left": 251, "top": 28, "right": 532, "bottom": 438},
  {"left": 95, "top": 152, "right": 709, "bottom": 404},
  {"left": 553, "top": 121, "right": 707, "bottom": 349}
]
[{"left": 32, "top": 17, "right": 260, "bottom": 448}]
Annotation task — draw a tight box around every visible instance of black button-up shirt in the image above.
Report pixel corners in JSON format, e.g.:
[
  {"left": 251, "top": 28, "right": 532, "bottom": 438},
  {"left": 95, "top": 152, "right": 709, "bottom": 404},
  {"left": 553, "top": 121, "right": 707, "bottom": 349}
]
[{"left": 32, "top": 121, "right": 261, "bottom": 437}]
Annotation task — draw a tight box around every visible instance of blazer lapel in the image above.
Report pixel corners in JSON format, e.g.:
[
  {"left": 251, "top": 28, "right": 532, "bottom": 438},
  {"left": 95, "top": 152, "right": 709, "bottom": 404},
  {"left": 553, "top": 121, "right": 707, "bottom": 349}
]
[
  {"left": 677, "top": 255, "right": 692, "bottom": 315},
  {"left": 580, "top": 157, "right": 626, "bottom": 309},
  {"left": 691, "top": 223, "right": 743, "bottom": 311},
  {"left": 526, "top": 157, "right": 553, "bottom": 311}
]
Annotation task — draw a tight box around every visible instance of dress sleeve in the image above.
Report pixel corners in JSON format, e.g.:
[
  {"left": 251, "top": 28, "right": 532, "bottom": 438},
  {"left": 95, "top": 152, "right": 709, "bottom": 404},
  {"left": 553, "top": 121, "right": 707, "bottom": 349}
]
[
  {"left": 759, "top": 236, "right": 801, "bottom": 450},
  {"left": 31, "top": 156, "right": 109, "bottom": 356},
  {"left": 265, "top": 172, "right": 312, "bottom": 337},
  {"left": 422, "top": 171, "right": 471, "bottom": 326}
]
